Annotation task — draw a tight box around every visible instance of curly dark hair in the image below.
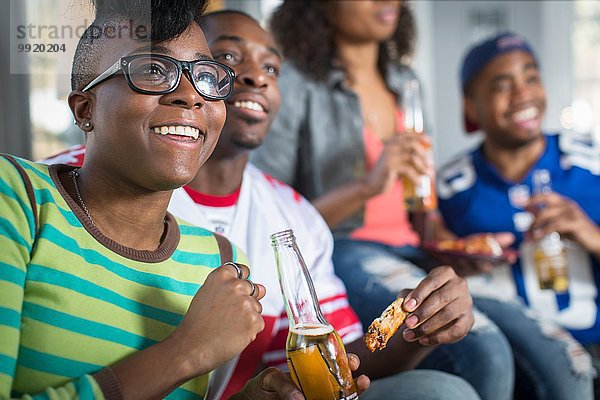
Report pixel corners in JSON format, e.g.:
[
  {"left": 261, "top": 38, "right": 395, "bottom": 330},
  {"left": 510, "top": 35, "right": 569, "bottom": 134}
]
[{"left": 270, "top": 1, "right": 416, "bottom": 81}]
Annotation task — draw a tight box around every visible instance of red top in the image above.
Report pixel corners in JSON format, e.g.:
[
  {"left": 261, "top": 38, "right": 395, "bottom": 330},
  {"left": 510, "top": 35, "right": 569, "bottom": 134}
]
[{"left": 350, "top": 109, "right": 420, "bottom": 247}]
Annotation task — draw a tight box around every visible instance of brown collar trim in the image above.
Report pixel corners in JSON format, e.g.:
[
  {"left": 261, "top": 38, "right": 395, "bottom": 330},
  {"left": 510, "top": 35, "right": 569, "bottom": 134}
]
[{"left": 50, "top": 164, "right": 180, "bottom": 263}]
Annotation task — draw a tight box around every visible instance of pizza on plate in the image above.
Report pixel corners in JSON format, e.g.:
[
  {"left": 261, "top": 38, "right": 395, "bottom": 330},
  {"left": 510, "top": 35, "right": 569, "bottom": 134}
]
[{"left": 435, "top": 234, "right": 503, "bottom": 256}]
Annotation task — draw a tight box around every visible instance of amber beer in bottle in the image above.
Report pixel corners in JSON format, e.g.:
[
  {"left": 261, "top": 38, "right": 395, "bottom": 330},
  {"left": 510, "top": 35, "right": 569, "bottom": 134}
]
[
  {"left": 271, "top": 229, "right": 359, "bottom": 400},
  {"left": 401, "top": 79, "right": 437, "bottom": 211},
  {"left": 532, "top": 169, "right": 569, "bottom": 292}
]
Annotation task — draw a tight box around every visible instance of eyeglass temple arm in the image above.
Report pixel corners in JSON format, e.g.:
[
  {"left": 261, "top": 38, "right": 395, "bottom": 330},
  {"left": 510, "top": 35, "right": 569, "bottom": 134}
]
[{"left": 81, "top": 60, "right": 122, "bottom": 92}]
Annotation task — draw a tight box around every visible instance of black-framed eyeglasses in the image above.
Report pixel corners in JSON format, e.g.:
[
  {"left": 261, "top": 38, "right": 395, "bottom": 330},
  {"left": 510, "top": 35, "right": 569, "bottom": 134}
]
[{"left": 82, "top": 54, "right": 235, "bottom": 100}]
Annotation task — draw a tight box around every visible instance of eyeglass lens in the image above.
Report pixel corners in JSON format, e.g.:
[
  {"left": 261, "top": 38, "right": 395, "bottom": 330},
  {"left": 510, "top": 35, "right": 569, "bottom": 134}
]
[
  {"left": 192, "top": 63, "right": 232, "bottom": 98},
  {"left": 127, "top": 56, "right": 231, "bottom": 98}
]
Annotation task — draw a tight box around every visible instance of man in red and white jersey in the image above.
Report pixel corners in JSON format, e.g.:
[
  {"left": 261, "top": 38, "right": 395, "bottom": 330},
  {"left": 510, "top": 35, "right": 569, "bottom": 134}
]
[{"left": 42, "top": 10, "right": 480, "bottom": 400}]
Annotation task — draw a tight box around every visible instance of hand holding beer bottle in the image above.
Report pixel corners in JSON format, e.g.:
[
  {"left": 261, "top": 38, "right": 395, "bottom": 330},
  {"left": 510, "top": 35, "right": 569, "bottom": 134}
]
[
  {"left": 527, "top": 172, "right": 600, "bottom": 263},
  {"left": 232, "top": 356, "right": 370, "bottom": 399},
  {"left": 271, "top": 229, "right": 362, "bottom": 400},
  {"left": 400, "top": 79, "right": 437, "bottom": 212}
]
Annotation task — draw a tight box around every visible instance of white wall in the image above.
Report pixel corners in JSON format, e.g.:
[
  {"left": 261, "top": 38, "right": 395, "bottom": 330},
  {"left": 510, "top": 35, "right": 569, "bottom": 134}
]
[
  {"left": 411, "top": 0, "right": 436, "bottom": 152},
  {"left": 539, "top": 1, "right": 573, "bottom": 131},
  {"left": 226, "top": 0, "right": 575, "bottom": 166},
  {"left": 414, "top": 1, "right": 573, "bottom": 166}
]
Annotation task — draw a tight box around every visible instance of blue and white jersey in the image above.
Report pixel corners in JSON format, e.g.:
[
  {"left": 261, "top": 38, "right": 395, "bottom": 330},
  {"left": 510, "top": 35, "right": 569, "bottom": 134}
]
[{"left": 438, "top": 132, "right": 600, "bottom": 344}]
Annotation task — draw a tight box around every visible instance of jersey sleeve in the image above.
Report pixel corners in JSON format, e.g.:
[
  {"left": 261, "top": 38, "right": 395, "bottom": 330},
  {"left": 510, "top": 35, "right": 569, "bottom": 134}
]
[
  {"left": 306, "top": 200, "right": 363, "bottom": 344},
  {"left": 259, "top": 188, "right": 363, "bottom": 370},
  {"left": 37, "top": 144, "right": 86, "bottom": 167},
  {"left": 261, "top": 195, "right": 363, "bottom": 370},
  {"left": 0, "top": 156, "right": 108, "bottom": 399},
  {"left": 436, "top": 154, "right": 478, "bottom": 235}
]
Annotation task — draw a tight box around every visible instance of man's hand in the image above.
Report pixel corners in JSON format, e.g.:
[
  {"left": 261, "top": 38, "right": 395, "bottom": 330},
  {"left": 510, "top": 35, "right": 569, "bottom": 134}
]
[
  {"left": 527, "top": 192, "right": 600, "bottom": 257},
  {"left": 400, "top": 266, "right": 474, "bottom": 345},
  {"left": 231, "top": 354, "right": 370, "bottom": 399},
  {"left": 231, "top": 368, "right": 303, "bottom": 400}
]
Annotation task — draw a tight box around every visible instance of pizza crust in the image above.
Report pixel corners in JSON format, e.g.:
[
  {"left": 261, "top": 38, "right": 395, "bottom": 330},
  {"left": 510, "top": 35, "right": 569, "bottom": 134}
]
[{"left": 364, "top": 297, "right": 408, "bottom": 352}]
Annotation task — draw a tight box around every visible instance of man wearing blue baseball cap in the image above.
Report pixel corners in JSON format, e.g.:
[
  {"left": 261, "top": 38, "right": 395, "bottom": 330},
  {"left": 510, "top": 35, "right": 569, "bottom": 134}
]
[{"left": 436, "top": 32, "right": 600, "bottom": 399}]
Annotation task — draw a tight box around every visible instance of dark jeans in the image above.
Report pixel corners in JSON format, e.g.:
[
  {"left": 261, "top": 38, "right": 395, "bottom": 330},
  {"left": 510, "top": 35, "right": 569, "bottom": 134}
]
[
  {"left": 362, "top": 369, "right": 480, "bottom": 400},
  {"left": 333, "top": 238, "right": 595, "bottom": 400},
  {"left": 583, "top": 343, "right": 600, "bottom": 400},
  {"left": 473, "top": 297, "right": 594, "bottom": 400}
]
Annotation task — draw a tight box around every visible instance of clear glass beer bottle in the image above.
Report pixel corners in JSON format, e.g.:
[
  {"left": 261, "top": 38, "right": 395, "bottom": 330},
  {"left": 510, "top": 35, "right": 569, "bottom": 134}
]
[
  {"left": 270, "top": 229, "right": 359, "bottom": 400},
  {"left": 401, "top": 79, "right": 437, "bottom": 212},
  {"left": 532, "top": 169, "right": 569, "bottom": 292}
]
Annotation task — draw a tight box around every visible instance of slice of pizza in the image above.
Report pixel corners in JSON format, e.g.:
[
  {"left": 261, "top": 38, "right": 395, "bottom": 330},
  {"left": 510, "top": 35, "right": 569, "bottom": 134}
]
[
  {"left": 434, "top": 234, "right": 502, "bottom": 257},
  {"left": 364, "top": 297, "right": 408, "bottom": 352},
  {"left": 463, "top": 234, "right": 503, "bottom": 256}
]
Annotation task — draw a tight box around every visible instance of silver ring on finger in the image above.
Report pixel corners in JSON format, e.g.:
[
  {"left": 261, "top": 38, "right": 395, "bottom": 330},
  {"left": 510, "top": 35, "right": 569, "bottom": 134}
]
[
  {"left": 224, "top": 261, "right": 243, "bottom": 279},
  {"left": 247, "top": 279, "right": 257, "bottom": 297}
]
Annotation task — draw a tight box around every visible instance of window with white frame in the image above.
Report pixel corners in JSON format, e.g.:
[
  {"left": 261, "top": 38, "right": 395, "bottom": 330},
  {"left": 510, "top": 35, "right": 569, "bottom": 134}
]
[{"left": 563, "top": 0, "right": 600, "bottom": 139}]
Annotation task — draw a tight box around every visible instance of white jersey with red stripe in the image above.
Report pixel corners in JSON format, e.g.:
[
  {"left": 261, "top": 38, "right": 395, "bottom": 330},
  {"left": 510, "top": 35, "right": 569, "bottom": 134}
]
[
  {"left": 40, "top": 146, "right": 363, "bottom": 399},
  {"left": 39, "top": 144, "right": 86, "bottom": 166},
  {"left": 169, "top": 164, "right": 363, "bottom": 370}
]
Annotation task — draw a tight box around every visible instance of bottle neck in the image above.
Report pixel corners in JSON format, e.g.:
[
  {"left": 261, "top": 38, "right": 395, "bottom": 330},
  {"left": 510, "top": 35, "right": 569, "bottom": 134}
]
[
  {"left": 532, "top": 169, "right": 563, "bottom": 243},
  {"left": 403, "top": 79, "right": 424, "bottom": 134},
  {"left": 271, "top": 230, "right": 329, "bottom": 329}
]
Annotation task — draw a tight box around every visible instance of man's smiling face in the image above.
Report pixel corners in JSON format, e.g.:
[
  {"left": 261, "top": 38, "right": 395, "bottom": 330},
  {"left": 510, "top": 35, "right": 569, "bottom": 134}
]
[
  {"left": 203, "top": 12, "right": 282, "bottom": 151},
  {"left": 465, "top": 50, "right": 546, "bottom": 149}
]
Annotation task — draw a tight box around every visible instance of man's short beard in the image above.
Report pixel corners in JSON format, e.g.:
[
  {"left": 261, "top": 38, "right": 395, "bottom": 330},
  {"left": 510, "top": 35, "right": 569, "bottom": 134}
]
[
  {"left": 230, "top": 116, "right": 264, "bottom": 150},
  {"left": 239, "top": 115, "right": 261, "bottom": 125},
  {"left": 493, "top": 131, "right": 542, "bottom": 150},
  {"left": 232, "top": 137, "right": 261, "bottom": 150}
]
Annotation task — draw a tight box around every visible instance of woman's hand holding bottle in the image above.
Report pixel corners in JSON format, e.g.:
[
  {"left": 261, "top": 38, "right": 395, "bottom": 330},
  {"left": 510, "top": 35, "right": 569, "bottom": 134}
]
[
  {"left": 168, "top": 262, "right": 266, "bottom": 379},
  {"left": 362, "top": 133, "right": 431, "bottom": 198}
]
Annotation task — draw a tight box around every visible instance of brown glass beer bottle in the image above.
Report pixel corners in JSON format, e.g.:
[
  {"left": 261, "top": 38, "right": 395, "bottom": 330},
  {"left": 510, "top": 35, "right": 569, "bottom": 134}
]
[
  {"left": 271, "top": 229, "right": 359, "bottom": 400},
  {"left": 532, "top": 169, "right": 569, "bottom": 292},
  {"left": 401, "top": 78, "right": 437, "bottom": 212}
]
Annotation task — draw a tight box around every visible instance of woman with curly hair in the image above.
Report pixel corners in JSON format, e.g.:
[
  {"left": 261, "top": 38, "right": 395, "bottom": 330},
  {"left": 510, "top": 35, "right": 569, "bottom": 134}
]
[{"left": 252, "top": 1, "right": 514, "bottom": 399}]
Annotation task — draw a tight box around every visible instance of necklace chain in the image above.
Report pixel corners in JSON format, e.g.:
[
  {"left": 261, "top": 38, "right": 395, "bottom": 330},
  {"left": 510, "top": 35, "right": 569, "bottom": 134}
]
[
  {"left": 69, "top": 169, "right": 95, "bottom": 226},
  {"left": 69, "top": 169, "right": 169, "bottom": 230}
]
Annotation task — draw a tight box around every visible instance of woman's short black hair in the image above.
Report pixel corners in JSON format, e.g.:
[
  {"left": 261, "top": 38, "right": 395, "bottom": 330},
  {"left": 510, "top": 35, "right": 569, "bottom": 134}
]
[
  {"left": 198, "top": 9, "right": 259, "bottom": 28},
  {"left": 270, "top": 0, "right": 416, "bottom": 81},
  {"left": 71, "top": 0, "right": 207, "bottom": 91}
]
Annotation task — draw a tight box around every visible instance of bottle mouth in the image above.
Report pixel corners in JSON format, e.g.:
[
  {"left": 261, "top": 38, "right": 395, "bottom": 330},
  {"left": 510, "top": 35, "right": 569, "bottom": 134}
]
[{"left": 270, "top": 229, "right": 295, "bottom": 247}]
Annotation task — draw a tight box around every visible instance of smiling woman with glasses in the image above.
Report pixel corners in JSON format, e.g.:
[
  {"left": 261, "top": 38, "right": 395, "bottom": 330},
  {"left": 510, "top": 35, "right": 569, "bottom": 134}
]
[
  {"left": 0, "top": 0, "right": 280, "bottom": 399},
  {"left": 83, "top": 53, "right": 235, "bottom": 99}
]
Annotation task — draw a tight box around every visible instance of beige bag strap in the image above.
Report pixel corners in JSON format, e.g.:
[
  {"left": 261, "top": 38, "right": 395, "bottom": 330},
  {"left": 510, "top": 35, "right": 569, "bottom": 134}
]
[
  {"left": 207, "top": 233, "right": 237, "bottom": 400},
  {"left": 214, "top": 233, "right": 233, "bottom": 264}
]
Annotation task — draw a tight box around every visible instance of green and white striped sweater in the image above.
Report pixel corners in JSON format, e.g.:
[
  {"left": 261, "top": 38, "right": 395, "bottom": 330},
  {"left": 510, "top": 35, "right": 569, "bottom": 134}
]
[{"left": 0, "top": 155, "right": 246, "bottom": 399}]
